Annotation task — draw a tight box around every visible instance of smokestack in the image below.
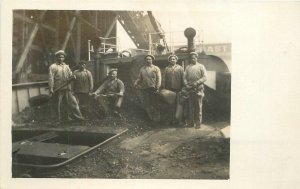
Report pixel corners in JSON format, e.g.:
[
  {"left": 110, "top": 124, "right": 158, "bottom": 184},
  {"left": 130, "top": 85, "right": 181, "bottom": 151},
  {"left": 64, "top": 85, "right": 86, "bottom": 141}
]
[{"left": 184, "top": 27, "right": 196, "bottom": 52}]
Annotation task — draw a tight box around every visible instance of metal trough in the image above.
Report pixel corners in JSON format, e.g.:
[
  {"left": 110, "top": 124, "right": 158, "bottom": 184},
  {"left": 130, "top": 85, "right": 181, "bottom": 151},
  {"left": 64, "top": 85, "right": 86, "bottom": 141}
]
[{"left": 12, "top": 127, "right": 128, "bottom": 177}]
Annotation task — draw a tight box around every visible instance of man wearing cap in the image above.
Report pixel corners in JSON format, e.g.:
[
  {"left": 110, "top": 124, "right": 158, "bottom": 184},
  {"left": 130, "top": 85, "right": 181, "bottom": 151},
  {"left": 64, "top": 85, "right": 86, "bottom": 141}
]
[
  {"left": 183, "top": 52, "right": 207, "bottom": 128},
  {"left": 73, "top": 60, "right": 94, "bottom": 115},
  {"left": 162, "top": 54, "right": 184, "bottom": 92},
  {"left": 92, "top": 69, "right": 125, "bottom": 117},
  {"left": 134, "top": 54, "right": 161, "bottom": 122},
  {"left": 162, "top": 54, "right": 184, "bottom": 124},
  {"left": 48, "top": 50, "right": 84, "bottom": 121}
]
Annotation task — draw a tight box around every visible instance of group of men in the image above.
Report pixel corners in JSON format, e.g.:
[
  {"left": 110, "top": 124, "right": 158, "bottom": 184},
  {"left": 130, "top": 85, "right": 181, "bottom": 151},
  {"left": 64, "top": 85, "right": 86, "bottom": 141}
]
[
  {"left": 48, "top": 50, "right": 124, "bottom": 122},
  {"left": 48, "top": 49, "right": 207, "bottom": 128},
  {"left": 134, "top": 52, "right": 207, "bottom": 128}
]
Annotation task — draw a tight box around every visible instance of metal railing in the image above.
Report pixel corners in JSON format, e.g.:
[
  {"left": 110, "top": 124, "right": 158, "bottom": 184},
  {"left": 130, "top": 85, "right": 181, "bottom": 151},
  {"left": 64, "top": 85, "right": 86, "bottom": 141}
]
[{"left": 88, "top": 30, "right": 204, "bottom": 60}]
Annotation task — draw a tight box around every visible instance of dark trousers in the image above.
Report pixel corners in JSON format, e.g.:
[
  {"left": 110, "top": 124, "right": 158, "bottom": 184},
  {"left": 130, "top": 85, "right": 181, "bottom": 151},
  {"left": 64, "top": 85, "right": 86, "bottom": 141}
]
[
  {"left": 74, "top": 93, "right": 90, "bottom": 115},
  {"left": 139, "top": 88, "right": 160, "bottom": 122},
  {"left": 53, "top": 89, "right": 84, "bottom": 121},
  {"left": 96, "top": 95, "right": 123, "bottom": 114}
]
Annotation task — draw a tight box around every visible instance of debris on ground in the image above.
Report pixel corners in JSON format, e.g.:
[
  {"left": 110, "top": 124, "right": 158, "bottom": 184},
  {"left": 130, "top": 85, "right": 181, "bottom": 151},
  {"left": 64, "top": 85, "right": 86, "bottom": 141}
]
[{"left": 12, "top": 87, "right": 230, "bottom": 179}]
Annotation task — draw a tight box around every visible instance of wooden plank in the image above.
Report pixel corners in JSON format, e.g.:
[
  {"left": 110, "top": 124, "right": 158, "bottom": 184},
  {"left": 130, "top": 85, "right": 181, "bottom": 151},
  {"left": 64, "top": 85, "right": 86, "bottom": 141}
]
[
  {"left": 15, "top": 11, "right": 47, "bottom": 75},
  {"left": 17, "top": 88, "right": 30, "bottom": 112},
  {"left": 63, "top": 11, "right": 77, "bottom": 55},
  {"left": 104, "top": 15, "right": 118, "bottom": 39},
  {"left": 12, "top": 81, "right": 48, "bottom": 88},
  {"left": 101, "top": 14, "right": 118, "bottom": 50},
  {"left": 61, "top": 10, "right": 79, "bottom": 50},
  {"left": 21, "top": 10, "right": 26, "bottom": 49}
]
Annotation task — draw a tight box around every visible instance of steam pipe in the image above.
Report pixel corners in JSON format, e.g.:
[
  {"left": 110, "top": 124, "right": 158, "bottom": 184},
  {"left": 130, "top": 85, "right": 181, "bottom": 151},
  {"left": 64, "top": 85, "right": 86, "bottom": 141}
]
[{"left": 184, "top": 27, "right": 197, "bottom": 52}]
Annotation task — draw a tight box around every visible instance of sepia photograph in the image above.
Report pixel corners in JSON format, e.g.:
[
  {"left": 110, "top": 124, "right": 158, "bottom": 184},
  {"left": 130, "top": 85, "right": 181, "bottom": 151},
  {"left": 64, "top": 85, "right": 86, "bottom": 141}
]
[
  {"left": 1, "top": 1, "right": 300, "bottom": 189},
  {"left": 11, "top": 9, "right": 231, "bottom": 179}
]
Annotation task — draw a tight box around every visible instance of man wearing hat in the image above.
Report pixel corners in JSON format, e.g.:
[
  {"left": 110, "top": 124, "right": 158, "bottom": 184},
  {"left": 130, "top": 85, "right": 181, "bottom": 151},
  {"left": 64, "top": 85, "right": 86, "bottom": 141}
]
[
  {"left": 92, "top": 69, "right": 125, "bottom": 117},
  {"left": 73, "top": 60, "right": 94, "bottom": 115},
  {"left": 161, "top": 54, "right": 184, "bottom": 124},
  {"left": 49, "top": 50, "right": 84, "bottom": 121},
  {"left": 182, "top": 52, "right": 207, "bottom": 128},
  {"left": 134, "top": 54, "right": 161, "bottom": 122}
]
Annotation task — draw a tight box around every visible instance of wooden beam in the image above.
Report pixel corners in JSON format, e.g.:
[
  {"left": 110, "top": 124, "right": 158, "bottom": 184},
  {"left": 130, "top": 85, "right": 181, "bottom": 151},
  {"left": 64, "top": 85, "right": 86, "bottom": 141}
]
[
  {"left": 61, "top": 10, "right": 79, "bottom": 51},
  {"left": 21, "top": 10, "right": 26, "bottom": 49},
  {"left": 13, "top": 12, "right": 56, "bottom": 32},
  {"left": 104, "top": 15, "right": 118, "bottom": 39},
  {"left": 63, "top": 11, "right": 77, "bottom": 55},
  {"left": 15, "top": 11, "right": 47, "bottom": 75},
  {"left": 101, "top": 14, "right": 118, "bottom": 51}
]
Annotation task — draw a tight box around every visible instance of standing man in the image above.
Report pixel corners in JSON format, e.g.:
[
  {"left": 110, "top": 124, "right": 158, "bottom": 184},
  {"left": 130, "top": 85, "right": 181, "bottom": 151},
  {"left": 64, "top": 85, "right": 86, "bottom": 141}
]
[
  {"left": 73, "top": 60, "right": 93, "bottom": 115},
  {"left": 48, "top": 50, "right": 84, "bottom": 122},
  {"left": 162, "top": 55, "right": 184, "bottom": 92},
  {"left": 92, "top": 69, "right": 125, "bottom": 117},
  {"left": 162, "top": 54, "right": 184, "bottom": 124},
  {"left": 134, "top": 54, "right": 161, "bottom": 122},
  {"left": 183, "top": 52, "right": 207, "bottom": 128}
]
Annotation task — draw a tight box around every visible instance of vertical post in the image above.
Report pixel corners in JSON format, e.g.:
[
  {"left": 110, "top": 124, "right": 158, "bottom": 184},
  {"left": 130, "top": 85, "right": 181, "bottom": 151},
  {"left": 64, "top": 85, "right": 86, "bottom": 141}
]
[
  {"left": 88, "top": 40, "right": 91, "bottom": 61},
  {"left": 99, "top": 63, "right": 108, "bottom": 83},
  {"left": 94, "top": 53, "right": 101, "bottom": 84}
]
